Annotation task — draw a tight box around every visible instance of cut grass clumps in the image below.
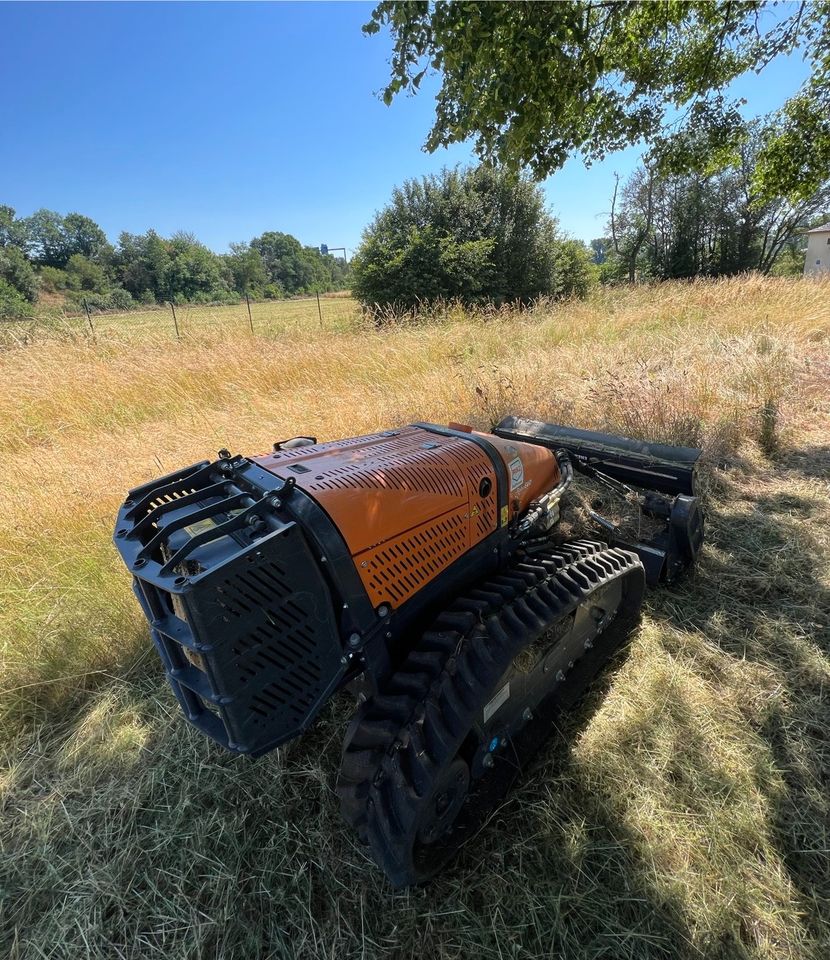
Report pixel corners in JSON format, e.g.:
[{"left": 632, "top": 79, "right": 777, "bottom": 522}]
[{"left": 1, "top": 275, "right": 829, "bottom": 959}]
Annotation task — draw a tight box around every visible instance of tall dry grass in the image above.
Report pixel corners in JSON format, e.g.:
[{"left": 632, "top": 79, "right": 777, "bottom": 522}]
[{"left": 1, "top": 275, "right": 829, "bottom": 959}]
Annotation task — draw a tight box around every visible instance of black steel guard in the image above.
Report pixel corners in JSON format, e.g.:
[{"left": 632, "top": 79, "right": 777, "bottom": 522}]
[
  {"left": 495, "top": 415, "right": 702, "bottom": 496},
  {"left": 495, "top": 416, "right": 705, "bottom": 584},
  {"left": 113, "top": 459, "right": 346, "bottom": 756}
]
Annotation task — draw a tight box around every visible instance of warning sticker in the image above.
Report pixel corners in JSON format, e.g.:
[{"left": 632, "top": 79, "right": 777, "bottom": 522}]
[
  {"left": 483, "top": 682, "right": 510, "bottom": 723},
  {"left": 183, "top": 516, "right": 218, "bottom": 538},
  {"left": 508, "top": 456, "right": 524, "bottom": 490}
]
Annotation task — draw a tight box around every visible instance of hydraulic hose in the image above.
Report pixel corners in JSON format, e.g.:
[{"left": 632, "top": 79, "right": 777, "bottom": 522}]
[{"left": 517, "top": 449, "right": 573, "bottom": 535}]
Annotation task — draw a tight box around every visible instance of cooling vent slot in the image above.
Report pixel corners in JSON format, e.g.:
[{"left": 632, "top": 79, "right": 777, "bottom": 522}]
[
  {"left": 211, "top": 559, "right": 327, "bottom": 727},
  {"left": 465, "top": 460, "right": 489, "bottom": 483},
  {"left": 303, "top": 440, "right": 468, "bottom": 497},
  {"left": 474, "top": 502, "right": 496, "bottom": 539},
  {"left": 445, "top": 439, "right": 483, "bottom": 465},
  {"left": 361, "top": 508, "right": 469, "bottom": 606},
  {"left": 176, "top": 524, "right": 344, "bottom": 755},
  {"left": 307, "top": 462, "right": 465, "bottom": 497}
]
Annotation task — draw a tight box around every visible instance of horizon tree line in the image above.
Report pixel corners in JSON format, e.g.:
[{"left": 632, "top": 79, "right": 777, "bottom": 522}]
[{"left": 0, "top": 206, "right": 350, "bottom": 317}]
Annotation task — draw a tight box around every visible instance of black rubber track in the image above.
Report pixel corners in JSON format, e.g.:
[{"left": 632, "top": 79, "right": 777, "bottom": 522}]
[{"left": 336, "top": 540, "right": 645, "bottom": 886}]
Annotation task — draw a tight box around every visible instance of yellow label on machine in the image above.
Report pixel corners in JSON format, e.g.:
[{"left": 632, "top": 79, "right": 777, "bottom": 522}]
[
  {"left": 183, "top": 516, "right": 219, "bottom": 538},
  {"left": 500, "top": 505, "right": 509, "bottom": 527}
]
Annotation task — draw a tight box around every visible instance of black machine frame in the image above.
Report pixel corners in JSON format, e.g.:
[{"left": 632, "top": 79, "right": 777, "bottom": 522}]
[
  {"left": 113, "top": 417, "right": 704, "bottom": 758},
  {"left": 494, "top": 416, "right": 705, "bottom": 585}
]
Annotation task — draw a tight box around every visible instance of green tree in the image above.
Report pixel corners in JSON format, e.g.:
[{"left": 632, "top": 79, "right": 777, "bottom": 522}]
[
  {"left": 62, "top": 213, "right": 109, "bottom": 261},
  {"left": 769, "top": 235, "right": 809, "bottom": 277},
  {"left": 38, "top": 266, "right": 70, "bottom": 294},
  {"left": 116, "top": 231, "right": 170, "bottom": 302},
  {"left": 64, "top": 254, "right": 109, "bottom": 293},
  {"left": 0, "top": 278, "right": 33, "bottom": 317},
  {"left": 607, "top": 136, "right": 830, "bottom": 280},
  {"left": 0, "top": 245, "right": 38, "bottom": 302},
  {"left": 351, "top": 165, "right": 581, "bottom": 310},
  {"left": 0, "top": 205, "right": 15, "bottom": 245},
  {"left": 23, "top": 209, "right": 109, "bottom": 267},
  {"left": 24, "top": 210, "right": 68, "bottom": 266},
  {"left": 0, "top": 205, "right": 29, "bottom": 249},
  {"left": 116, "top": 231, "right": 241, "bottom": 304},
  {"left": 251, "top": 232, "right": 319, "bottom": 293},
  {"left": 325, "top": 251, "right": 351, "bottom": 290},
  {"left": 225, "top": 242, "right": 268, "bottom": 295},
  {"left": 162, "top": 232, "right": 230, "bottom": 303},
  {"left": 367, "top": 1, "right": 830, "bottom": 202},
  {"left": 249, "top": 231, "right": 350, "bottom": 295},
  {"left": 552, "top": 239, "right": 595, "bottom": 298}
]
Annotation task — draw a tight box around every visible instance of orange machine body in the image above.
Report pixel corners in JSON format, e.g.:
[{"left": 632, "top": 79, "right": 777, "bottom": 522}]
[{"left": 253, "top": 424, "right": 559, "bottom": 610}]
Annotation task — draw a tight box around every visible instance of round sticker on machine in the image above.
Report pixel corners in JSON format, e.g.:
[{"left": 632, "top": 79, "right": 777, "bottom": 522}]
[{"left": 508, "top": 456, "right": 524, "bottom": 490}]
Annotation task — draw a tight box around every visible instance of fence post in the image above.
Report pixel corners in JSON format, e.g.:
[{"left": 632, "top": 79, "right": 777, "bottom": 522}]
[
  {"left": 83, "top": 298, "right": 94, "bottom": 335},
  {"left": 169, "top": 301, "right": 180, "bottom": 339},
  {"left": 245, "top": 292, "right": 254, "bottom": 334},
  {"left": 316, "top": 290, "right": 323, "bottom": 329}
]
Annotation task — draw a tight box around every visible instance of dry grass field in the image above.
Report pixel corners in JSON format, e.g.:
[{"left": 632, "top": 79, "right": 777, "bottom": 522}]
[
  {"left": 1, "top": 294, "right": 360, "bottom": 345},
  {"left": 1, "top": 277, "right": 829, "bottom": 959}
]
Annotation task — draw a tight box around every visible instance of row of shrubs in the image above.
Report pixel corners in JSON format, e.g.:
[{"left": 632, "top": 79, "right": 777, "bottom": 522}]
[
  {"left": 0, "top": 205, "right": 352, "bottom": 318},
  {"left": 0, "top": 270, "right": 340, "bottom": 319}
]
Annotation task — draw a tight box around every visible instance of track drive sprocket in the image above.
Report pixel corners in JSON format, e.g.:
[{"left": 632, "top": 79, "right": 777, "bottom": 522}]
[{"left": 337, "top": 540, "right": 646, "bottom": 886}]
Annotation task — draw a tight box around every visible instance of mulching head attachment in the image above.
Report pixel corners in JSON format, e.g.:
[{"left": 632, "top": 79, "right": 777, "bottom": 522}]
[{"left": 495, "top": 416, "right": 705, "bottom": 585}]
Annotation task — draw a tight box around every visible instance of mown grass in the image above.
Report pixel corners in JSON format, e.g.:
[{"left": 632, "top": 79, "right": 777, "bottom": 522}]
[{"left": 1, "top": 276, "right": 828, "bottom": 959}]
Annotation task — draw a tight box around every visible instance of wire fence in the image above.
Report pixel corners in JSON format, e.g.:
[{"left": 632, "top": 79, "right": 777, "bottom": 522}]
[{"left": 0, "top": 293, "right": 361, "bottom": 346}]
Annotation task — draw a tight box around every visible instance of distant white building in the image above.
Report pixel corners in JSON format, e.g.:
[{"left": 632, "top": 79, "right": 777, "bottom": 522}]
[{"left": 804, "top": 222, "right": 830, "bottom": 275}]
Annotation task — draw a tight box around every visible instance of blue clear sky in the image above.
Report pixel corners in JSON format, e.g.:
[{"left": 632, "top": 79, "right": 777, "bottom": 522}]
[{"left": 0, "top": 2, "right": 813, "bottom": 253}]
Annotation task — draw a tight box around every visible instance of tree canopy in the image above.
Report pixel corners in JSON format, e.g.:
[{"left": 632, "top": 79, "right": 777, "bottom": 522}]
[
  {"left": 366, "top": 1, "right": 830, "bottom": 202},
  {"left": 250, "top": 231, "right": 349, "bottom": 297},
  {"left": 12, "top": 208, "right": 111, "bottom": 268},
  {"left": 351, "top": 165, "right": 592, "bottom": 310},
  {"left": 0, "top": 202, "right": 351, "bottom": 316},
  {"left": 604, "top": 131, "right": 830, "bottom": 282},
  {"left": 0, "top": 245, "right": 38, "bottom": 303}
]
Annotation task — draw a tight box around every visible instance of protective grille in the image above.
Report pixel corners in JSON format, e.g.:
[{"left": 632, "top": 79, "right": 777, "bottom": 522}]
[
  {"left": 361, "top": 508, "right": 469, "bottom": 605},
  {"left": 179, "top": 525, "right": 343, "bottom": 755},
  {"left": 304, "top": 446, "right": 466, "bottom": 497},
  {"left": 268, "top": 431, "right": 398, "bottom": 459},
  {"left": 214, "top": 560, "right": 323, "bottom": 728}
]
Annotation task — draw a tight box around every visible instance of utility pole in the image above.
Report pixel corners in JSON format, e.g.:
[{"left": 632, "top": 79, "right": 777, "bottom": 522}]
[{"left": 320, "top": 244, "right": 348, "bottom": 264}]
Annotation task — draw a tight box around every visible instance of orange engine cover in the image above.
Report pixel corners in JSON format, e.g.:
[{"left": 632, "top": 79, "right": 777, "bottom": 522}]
[{"left": 253, "top": 425, "right": 559, "bottom": 610}]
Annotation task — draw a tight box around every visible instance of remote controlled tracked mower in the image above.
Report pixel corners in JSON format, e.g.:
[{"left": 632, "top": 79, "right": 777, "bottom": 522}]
[{"left": 113, "top": 418, "right": 704, "bottom": 886}]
